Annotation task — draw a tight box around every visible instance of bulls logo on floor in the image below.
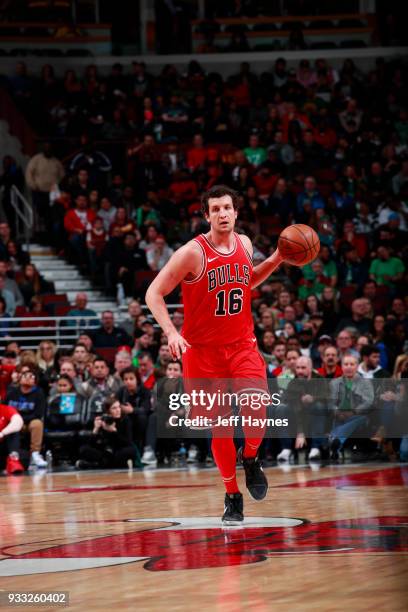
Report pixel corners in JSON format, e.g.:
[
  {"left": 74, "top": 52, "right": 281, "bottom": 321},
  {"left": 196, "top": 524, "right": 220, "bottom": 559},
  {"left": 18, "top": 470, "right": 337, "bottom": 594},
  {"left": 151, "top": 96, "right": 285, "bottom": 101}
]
[{"left": 1, "top": 516, "right": 407, "bottom": 575}]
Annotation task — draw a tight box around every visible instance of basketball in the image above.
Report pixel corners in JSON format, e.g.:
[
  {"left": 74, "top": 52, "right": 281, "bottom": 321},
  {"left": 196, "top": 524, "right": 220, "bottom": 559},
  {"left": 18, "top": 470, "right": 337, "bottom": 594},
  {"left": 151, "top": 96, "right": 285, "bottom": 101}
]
[{"left": 278, "top": 224, "right": 320, "bottom": 266}]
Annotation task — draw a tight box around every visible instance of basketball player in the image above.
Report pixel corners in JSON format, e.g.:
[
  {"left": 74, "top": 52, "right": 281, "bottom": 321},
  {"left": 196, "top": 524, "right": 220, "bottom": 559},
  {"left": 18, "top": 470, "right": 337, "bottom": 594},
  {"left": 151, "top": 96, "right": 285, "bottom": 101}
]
[{"left": 146, "top": 185, "right": 284, "bottom": 525}]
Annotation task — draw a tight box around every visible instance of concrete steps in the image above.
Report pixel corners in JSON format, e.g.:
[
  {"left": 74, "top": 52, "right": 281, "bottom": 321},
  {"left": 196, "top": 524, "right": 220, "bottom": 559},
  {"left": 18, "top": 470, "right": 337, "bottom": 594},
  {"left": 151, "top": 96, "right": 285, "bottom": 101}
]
[{"left": 26, "top": 244, "right": 118, "bottom": 314}]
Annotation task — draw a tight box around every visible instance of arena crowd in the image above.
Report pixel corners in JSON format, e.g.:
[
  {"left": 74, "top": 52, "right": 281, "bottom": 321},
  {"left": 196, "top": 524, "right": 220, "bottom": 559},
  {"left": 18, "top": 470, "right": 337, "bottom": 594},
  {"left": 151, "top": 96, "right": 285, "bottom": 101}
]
[{"left": 0, "top": 53, "right": 407, "bottom": 473}]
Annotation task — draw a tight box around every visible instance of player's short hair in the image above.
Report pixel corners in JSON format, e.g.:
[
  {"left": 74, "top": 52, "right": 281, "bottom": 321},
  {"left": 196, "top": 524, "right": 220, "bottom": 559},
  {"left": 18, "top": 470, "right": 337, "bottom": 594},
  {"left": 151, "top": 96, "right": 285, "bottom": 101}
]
[{"left": 201, "top": 184, "right": 239, "bottom": 215}]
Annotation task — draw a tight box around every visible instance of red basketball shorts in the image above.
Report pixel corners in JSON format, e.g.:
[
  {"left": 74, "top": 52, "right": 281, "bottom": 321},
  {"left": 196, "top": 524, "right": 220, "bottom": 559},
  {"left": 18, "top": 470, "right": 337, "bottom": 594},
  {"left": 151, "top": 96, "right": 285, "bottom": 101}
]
[{"left": 181, "top": 338, "right": 268, "bottom": 430}]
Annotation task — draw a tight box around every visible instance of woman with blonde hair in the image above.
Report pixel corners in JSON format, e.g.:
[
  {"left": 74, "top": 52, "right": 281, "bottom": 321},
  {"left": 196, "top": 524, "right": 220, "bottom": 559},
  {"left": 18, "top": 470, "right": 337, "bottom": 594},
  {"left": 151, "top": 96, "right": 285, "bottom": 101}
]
[
  {"left": 393, "top": 354, "right": 408, "bottom": 379},
  {"left": 36, "top": 341, "right": 57, "bottom": 373}
]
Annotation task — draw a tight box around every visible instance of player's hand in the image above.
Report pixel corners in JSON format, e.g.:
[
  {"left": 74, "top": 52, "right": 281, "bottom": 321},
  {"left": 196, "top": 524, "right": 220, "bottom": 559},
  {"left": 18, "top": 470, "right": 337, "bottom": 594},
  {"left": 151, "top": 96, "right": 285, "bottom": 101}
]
[{"left": 167, "top": 331, "right": 191, "bottom": 360}]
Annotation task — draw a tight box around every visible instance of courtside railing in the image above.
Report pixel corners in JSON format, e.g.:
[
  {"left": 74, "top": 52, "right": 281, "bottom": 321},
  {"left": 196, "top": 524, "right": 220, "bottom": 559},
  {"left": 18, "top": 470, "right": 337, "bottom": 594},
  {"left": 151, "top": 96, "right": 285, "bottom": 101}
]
[{"left": 0, "top": 306, "right": 184, "bottom": 351}]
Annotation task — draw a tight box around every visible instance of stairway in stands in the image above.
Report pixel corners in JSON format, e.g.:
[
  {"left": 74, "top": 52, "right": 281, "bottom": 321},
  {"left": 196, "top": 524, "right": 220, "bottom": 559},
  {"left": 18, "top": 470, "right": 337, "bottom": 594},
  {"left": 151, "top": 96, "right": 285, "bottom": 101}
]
[{"left": 28, "top": 244, "right": 118, "bottom": 314}]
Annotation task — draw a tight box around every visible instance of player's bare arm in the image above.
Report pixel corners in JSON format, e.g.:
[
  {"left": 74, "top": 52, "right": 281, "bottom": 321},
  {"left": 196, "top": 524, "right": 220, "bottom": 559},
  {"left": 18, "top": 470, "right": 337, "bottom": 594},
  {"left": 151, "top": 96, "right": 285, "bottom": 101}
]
[
  {"left": 145, "top": 241, "right": 203, "bottom": 360},
  {"left": 239, "top": 233, "right": 284, "bottom": 289}
]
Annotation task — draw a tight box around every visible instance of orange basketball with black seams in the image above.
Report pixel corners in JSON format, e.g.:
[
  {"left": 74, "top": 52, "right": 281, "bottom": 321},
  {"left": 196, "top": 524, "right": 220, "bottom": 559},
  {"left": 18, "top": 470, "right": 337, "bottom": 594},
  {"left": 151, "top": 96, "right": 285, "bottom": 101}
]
[{"left": 278, "top": 224, "right": 320, "bottom": 266}]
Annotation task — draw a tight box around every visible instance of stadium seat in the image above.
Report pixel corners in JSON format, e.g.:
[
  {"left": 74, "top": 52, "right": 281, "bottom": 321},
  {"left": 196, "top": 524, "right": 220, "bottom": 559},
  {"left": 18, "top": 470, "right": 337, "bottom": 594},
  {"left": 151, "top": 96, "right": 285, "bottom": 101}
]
[
  {"left": 65, "top": 49, "right": 93, "bottom": 57},
  {"left": 306, "top": 20, "right": 335, "bottom": 29},
  {"left": 94, "top": 347, "right": 117, "bottom": 366},
  {"left": 135, "top": 270, "right": 158, "bottom": 296},
  {"left": 42, "top": 294, "right": 69, "bottom": 307},
  {"left": 252, "top": 23, "right": 278, "bottom": 31},
  {"left": 310, "top": 41, "right": 338, "bottom": 50},
  {"left": 340, "top": 286, "right": 358, "bottom": 309},
  {"left": 14, "top": 305, "right": 28, "bottom": 317},
  {"left": 338, "top": 19, "right": 365, "bottom": 28},
  {"left": 225, "top": 24, "right": 249, "bottom": 33},
  {"left": 339, "top": 40, "right": 367, "bottom": 48}
]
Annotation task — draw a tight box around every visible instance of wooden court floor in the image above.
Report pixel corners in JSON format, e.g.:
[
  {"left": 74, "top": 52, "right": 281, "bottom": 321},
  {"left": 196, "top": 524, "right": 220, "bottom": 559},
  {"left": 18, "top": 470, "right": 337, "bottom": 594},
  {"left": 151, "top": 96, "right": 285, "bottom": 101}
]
[{"left": 0, "top": 463, "right": 407, "bottom": 611}]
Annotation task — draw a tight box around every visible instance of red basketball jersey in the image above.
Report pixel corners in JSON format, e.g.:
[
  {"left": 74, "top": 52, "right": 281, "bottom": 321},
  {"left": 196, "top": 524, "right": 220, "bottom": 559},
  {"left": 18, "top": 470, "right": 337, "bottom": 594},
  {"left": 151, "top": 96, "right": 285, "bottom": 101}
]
[{"left": 181, "top": 233, "right": 254, "bottom": 345}]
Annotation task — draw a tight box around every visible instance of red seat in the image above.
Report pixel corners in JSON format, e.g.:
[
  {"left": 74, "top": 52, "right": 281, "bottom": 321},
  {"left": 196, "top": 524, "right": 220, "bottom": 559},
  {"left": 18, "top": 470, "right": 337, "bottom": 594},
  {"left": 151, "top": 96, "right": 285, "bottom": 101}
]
[
  {"left": 14, "top": 305, "right": 27, "bottom": 317},
  {"left": 55, "top": 304, "right": 72, "bottom": 317},
  {"left": 94, "top": 347, "right": 118, "bottom": 366},
  {"left": 42, "top": 293, "right": 69, "bottom": 306},
  {"left": 340, "top": 285, "right": 358, "bottom": 309},
  {"left": 135, "top": 270, "right": 158, "bottom": 294}
]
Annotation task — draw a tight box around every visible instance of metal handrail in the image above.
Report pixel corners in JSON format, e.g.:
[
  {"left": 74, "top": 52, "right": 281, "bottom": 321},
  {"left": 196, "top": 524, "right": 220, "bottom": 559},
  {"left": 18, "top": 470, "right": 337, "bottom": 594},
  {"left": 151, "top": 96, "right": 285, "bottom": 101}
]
[
  {"left": 0, "top": 307, "right": 185, "bottom": 351},
  {"left": 9, "top": 184, "right": 33, "bottom": 248}
]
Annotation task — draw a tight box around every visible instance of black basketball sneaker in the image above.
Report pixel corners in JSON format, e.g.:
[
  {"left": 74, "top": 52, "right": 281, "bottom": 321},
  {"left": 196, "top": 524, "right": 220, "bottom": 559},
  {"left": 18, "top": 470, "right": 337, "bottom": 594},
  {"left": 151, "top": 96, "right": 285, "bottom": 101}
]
[
  {"left": 237, "top": 447, "right": 268, "bottom": 501},
  {"left": 222, "top": 492, "right": 244, "bottom": 526}
]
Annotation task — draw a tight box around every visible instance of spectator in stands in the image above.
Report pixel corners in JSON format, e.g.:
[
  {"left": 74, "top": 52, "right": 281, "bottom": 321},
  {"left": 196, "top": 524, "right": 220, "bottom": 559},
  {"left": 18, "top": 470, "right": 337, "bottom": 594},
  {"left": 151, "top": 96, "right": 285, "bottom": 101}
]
[
  {"left": 0, "top": 222, "right": 12, "bottom": 259},
  {"left": 146, "top": 235, "right": 173, "bottom": 272},
  {"left": 296, "top": 176, "right": 325, "bottom": 214},
  {"left": 97, "top": 196, "right": 117, "bottom": 233},
  {"left": 317, "top": 346, "right": 343, "bottom": 379},
  {"left": 0, "top": 402, "right": 25, "bottom": 474},
  {"left": 243, "top": 133, "right": 266, "bottom": 167},
  {"left": 86, "top": 217, "right": 107, "bottom": 279},
  {"left": 79, "top": 357, "right": 122, "bottom": 402},
  {"left": 0, "top": 260, "right": 24, "bottom": 308},
  {"left": 66, "top": 293, "right": 98, "bottom": 329},
  {"left": 339, "top": 99, "right": 363, "bottom": 136},
  {"left": 336, "top": 298, "right": 372, "bottom": 335},
  {"left": 91, "top": 311, "right": 132, "bottom": 349},
  {"left": 47, "top": 374, "right": 83, "bottom": 430},
  {"left": 161, "top": 94, "right": 189, "bottom": 138},
  {"left": 69, "top": 135, "right": 112, "bottom": 187},
  {"left": 187, "top": 133, "right": 208, "bottom": 171},
  {"left": 114, "top": 350, "right": 133, "bottom": 376},
  {"left": 369, "top": 245, "right": 405, "bottom": 290},
  {"left": 392, "top": 159, "right": 408, "bottom": 195},
  {"left": 64, "top": 194, "right": 96, "bottom": 267},
  {"left": 110, "top": 207, "right": 136, "bottom": 237},
  {"left": 121, "top": 300, "right": 143, "bottom": 338},
  {"left": 138, "top": 352, "right": 156, "bottom": 390},
  {"left": 36, "top": 340, "right": 58, "bottom": 383},
  {"left": 115, "top": 232, "right": 148, "bottom": 296},
  {"left": 329, "top": 354, "right": 375, "bottom": 460},
  {"left": 117, "top": 366, "right": 152, "bottom": 452},
  {"left": 76, "top": 396, "right": 135, "bottom": 469},
  {"left": 336, "top": 220, "right": 368, "bottom": 260},
  {"left": 25, "top": 142, "right": 65, "bottom": 238},
  {"left": 337, "top": 245, "right": 368, "bottom": 288},
  {"left": 155, "top": 344, "right": 172, "bottom": 378},
  {"left": 18, "top": 263, "right": 54, "bottom": 307},
  {"left": 284, "top": 356, "right": 328, "bottom": 461},
  {"left": 6, "top": 366, "right": 47, "bottom": 467},
  {"left": 335, "top": 329, "right": 359, "bottom": 360},
  {"left": 71, "top": 343, "right": 92, "bottom": 379},
  {"left": 0, "top": 276, "right": 15, "bottom": 316},
  {"left": 358, "top": 345, "right": 390, "bottom": 379},
  {"left": 271, "top": 348, "right": 300, "bottom": 393},
  {"left": 48, "top": 360, "right": 82, "bottom": 399}
]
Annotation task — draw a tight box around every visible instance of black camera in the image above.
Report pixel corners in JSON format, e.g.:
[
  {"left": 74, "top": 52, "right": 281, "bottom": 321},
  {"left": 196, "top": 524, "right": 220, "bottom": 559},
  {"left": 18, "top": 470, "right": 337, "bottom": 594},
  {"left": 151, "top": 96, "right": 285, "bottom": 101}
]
[{"left": 101, "top": 415, "right": 115, "bottom": 425}]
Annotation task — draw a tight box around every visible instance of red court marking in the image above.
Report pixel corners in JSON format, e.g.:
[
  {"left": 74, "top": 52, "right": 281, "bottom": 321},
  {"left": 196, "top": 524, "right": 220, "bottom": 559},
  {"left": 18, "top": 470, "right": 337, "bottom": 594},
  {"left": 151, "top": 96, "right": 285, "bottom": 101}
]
[
  {"left": 6, "top": 516, "right": 408, "bottom": 572},
  {"left": 53, "top": 484, "right": 215, "bottom": 494},
  {"left": 276, "top": 466, "right": 408, "bottom": 488}
]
